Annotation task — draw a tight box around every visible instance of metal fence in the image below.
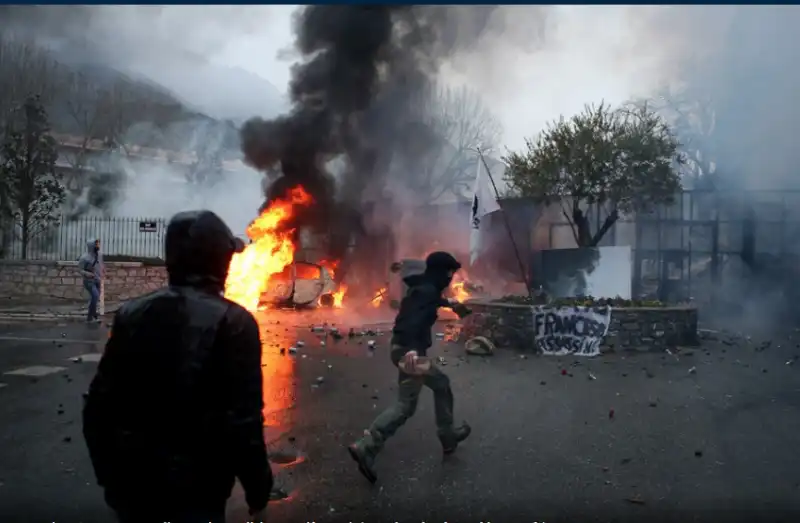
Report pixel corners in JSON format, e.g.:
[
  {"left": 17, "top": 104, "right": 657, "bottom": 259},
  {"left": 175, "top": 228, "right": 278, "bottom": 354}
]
[
  {"left": 0, "top": 216, "right": 167, "bottom": 261},
  {"left": 544, "top": 189, "right": 800, "bottom": 303}
]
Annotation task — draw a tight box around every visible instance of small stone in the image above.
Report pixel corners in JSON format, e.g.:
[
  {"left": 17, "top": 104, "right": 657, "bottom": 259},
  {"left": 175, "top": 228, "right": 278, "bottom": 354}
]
[
  {"left": 71, "top": 357, "right": 83, "bottom": 363},
  {"left": 327, "top": 364, "right": 333, "bottom": 370},
  {"left": 648, "top": 401, "right": 657, "bottom": 408},
  {"left": 694, "top": 450, "right": 703, "bottom": 457},
  {"left": 288, "top": 347, "right": 297, "bottom": 355},
  {"left": 688, "top": 366, "right": 697, "bottom": 374},
  {"left": 435, "top": 332, "right": 445, "bottom": 339},
  {"left": 540, "top": 381, "right": 546, "bottom": 386},
  {"left": 316, "top": 376, "right": 324, "bottom": 384},
  {"left": 296, "top": 341, "right": 305, "bottom": 348},
  {"left": 62, "top": 436, "right": 72, "bottom": 443},
  {"left": 367, "top": 340, "right": 376, "bottom": 348},
  {"left": 588, "top": 372, "right": 597, "bottom": 381},
  {"left": 609, "top": 409, "right": 615, "bottom": 420},
  {"left": 320, "top": 341, "right": 326, "bottom": 347}
]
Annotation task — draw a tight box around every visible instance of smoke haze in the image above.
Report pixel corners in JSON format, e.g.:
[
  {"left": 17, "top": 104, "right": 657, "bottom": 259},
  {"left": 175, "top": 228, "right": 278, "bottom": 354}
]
[{"left": 2, "top": 5, "right": 800, "bottom": 311}]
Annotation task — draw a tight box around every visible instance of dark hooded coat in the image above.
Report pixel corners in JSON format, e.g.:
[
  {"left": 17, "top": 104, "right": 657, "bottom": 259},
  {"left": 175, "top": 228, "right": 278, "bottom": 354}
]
[
  {"left": 390, "top": 251, "right": 461, "bottom": 360},
  {"left": 82, "top": 210, "right": 272, "bottom": 517}
]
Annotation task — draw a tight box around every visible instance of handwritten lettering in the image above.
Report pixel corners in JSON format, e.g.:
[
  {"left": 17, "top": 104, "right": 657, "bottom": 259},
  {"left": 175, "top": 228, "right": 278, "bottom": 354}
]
[{"left": 532, "top": 306, "right": 611, "bottom": 357}]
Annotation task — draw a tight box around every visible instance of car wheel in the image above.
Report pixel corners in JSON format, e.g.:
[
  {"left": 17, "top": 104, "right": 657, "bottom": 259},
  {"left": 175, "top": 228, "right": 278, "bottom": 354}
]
[{"left": 319, "top": 294, "right": 334, "bottom": 308}]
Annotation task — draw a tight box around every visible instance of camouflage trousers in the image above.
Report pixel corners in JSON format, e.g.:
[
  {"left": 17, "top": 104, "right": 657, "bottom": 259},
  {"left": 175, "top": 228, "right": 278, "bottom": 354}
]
[{"left": 354, "top": 346, "right": 455, "bottom": 456}]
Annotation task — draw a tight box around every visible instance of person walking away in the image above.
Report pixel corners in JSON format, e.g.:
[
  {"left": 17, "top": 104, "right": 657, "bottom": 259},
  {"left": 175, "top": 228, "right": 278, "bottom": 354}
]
[
  {"left": 77, "top": 239, "right": 103, "bottom": 322},
  {"left": 348, "top": 251, "right": 473, "bottom": 484},
  {"left": 82, "top": 210, "right": 273, "bottom": 523}
]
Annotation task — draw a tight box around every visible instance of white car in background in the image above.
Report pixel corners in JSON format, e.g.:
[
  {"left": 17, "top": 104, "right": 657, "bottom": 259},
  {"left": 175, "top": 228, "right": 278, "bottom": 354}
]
[{"left": 258, "top": 261, "right": 338, "bottom": 308}]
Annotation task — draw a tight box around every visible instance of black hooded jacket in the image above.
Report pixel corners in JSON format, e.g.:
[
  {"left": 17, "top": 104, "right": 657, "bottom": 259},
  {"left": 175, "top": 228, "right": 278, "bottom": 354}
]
[
  {"left": 390, "top": 259, "right": 459, "bottom": 359},
  {"left": 82, "top": 210, "right": 272, "bottom": 515}
]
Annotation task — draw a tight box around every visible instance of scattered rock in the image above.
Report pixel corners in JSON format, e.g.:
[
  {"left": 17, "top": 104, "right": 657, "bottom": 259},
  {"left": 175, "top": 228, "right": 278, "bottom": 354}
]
[
  {"left": 464, "top": 336, "right": 495, "bottom": 356},
  {"left": 367, "top": 340, "right": 376, "bottom": 348},
  {"left": 62, "top": 436, "right": 71, "bottom": 443},
  {"left": 71, "top": 357, "right": 83, "bottom": 363},
  {"left": 315, "top": 376, "right": 324, "bottom": 384},
  {"left": 296, "top": 341, "right": 305, "bottom": 348},
  {"left": 588, "top": 372, "right": 597, "bottom": 381},
  {"left": 688, "top": 366, "right": 697, "bottom": 375},
  {"left": 694, "top": 450, "right": 703, "bottom": 457},
  {"left": 288, "top": 347, "right": 297, "bottom": 355},
  {"left": 648, "top": 401, "right": 658, "bottom": 408}
]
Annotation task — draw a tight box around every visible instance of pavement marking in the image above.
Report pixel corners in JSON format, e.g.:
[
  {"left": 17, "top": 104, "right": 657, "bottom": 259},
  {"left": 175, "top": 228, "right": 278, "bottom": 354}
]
[
  {"left": 70, "top": 353, "right": 102, "bottom": 363},
  {"left": 4, "top": 365, "right": 67, "bottom": 377},
  {"left": 0, "top": 336, "right": 104, "bottom": 344}
]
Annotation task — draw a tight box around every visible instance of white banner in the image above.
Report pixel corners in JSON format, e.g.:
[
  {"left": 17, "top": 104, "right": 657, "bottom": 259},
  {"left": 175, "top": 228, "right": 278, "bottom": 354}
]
[
  {"left": 469, "top": 158, "right": 500, "bottom": 266},
  {"left": 532, "top": 306, "right": 612, "bottom": 357}
]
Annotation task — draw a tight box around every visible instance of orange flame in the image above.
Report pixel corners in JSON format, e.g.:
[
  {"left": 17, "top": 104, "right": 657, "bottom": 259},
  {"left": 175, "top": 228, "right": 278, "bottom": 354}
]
[
  {"left": 318, "top": 260, "right": 347, "bottom": 308},
  {"left": 371, "top": 287, "right": 387, "bottom": 308},
  {"left": 450, "top": 270, "right": 472, "bottom": 303},
  {"left": 224, "top": 186, "right": 313, "bottom": 311}
]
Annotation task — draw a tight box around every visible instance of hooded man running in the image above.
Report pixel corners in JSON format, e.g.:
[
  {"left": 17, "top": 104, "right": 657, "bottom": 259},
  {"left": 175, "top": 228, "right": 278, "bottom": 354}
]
[
  {"left": 82, "top": 210, "right": 273, "bottom": 523},
  {"left": 348, "top": 251, "right": 472, "bottom": 483}
]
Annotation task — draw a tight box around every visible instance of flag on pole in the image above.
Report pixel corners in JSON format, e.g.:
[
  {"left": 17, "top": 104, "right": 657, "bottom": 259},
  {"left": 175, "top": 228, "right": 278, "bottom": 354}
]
[{"left": 469, "top": 157, "right": 501, "bottom": 266}]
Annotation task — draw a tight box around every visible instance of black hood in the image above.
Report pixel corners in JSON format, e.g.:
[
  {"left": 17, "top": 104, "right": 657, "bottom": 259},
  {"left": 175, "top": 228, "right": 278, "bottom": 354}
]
[
  {"left": 165, "top": 210, "right": 245, "bottom": 291},
  {"left": 424, "top": 251, "right": 461, "bottom": 292}
]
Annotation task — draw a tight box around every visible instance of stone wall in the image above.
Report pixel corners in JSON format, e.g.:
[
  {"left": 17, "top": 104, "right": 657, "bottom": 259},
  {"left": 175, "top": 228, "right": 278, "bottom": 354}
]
[
  {"left": 460, "top": 300, "right": 699, "bottom": 353},
  {"left": 0, "top": 260, "right": 167, "bottom": 304}
]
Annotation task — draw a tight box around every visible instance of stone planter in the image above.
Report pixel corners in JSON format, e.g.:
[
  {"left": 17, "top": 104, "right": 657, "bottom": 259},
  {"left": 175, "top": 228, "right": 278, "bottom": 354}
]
[{"left": 460, "top": 300, "right": 698, "bottom": 353}]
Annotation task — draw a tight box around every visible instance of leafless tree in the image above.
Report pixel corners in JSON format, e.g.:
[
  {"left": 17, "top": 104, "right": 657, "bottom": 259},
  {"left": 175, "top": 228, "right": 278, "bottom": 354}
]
[
  {"left": 401, "top": 84, "right": 502, "bottom": 203},
  {"left": 644, "top": 87, "right": 717, "bottom": 188}
]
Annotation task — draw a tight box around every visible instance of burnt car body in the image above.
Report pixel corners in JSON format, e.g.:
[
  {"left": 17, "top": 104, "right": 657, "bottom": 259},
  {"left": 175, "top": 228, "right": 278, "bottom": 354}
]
[{"left": 258, "top": 261, "right": 337, "bottom": 309}]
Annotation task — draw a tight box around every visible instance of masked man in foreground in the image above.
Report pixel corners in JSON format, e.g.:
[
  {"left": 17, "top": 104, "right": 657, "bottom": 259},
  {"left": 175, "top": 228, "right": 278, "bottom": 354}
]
[
  {"left": 348, "top": 251, "right": 472, "bottom": 483},
  {"left": 83, "top": 210, "right": 272, "bottom": 523}
]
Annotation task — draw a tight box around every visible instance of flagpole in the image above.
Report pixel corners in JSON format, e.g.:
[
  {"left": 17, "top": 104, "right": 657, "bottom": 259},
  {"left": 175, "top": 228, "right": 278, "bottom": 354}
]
[{"left": 473, "top": 148, "right": 533, "bottom": 300}]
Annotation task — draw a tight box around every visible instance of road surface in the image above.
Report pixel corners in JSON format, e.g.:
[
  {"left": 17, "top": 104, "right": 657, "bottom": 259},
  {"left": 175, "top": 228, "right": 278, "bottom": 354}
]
[{"left": 0, "top": 310, "right": 799, "bottom": 522}]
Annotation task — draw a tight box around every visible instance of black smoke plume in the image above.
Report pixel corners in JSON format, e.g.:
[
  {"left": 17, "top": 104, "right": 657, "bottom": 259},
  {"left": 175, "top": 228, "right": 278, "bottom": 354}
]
[{"left": 240, "top": 6, "right": 498, "bottom": 286}]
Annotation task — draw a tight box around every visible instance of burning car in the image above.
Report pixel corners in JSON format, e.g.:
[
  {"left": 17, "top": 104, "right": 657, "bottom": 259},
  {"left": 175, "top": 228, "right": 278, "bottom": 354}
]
[{"left": 258, "top": 260, "right": 338, "bottom": 309}]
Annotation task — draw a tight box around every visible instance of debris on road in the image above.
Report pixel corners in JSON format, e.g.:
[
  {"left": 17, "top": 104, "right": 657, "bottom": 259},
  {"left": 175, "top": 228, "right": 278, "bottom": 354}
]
[
  {"left": 609, "top": 409, "right": 615, "bottom": 420},
  {"left": 296, "top": 341, "right": 305, "bottom": 348},
  {"left": 71, "top": 357, "right": 83, "bottom": 363},
  {"left": 288, "top": 346, "right": 298, "bottom": 355},
  {"left": 464, "top": 336, "right": 494, "bottom": 356},
  {"left": 625, "top": 495, "right": 646, "bottom": 505},
  {"left": 688, "top": 366, "right": 697, "bottom": 375},
  {"left": 588, "top": 372, "right": 597, "bottom": 381}
]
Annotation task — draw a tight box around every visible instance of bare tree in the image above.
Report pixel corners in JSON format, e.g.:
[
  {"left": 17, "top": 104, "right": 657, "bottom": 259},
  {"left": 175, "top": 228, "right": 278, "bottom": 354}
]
[
  {"left": 401, "top": 84, "right": 502, "bottom": 203},
  {"left": 645, "top": 87, "right": 717, "bottom": 188}
]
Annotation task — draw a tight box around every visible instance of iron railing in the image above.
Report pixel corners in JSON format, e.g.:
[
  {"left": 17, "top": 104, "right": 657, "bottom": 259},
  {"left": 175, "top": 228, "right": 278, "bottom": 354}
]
[{"left": 0, "top": 216, "right": 167, "bottom": 261}]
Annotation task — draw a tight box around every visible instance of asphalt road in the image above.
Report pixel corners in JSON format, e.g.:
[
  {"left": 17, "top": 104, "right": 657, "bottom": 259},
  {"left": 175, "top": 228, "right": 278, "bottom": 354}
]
[{"left": 0, "top": 310, "right": 799, "bottom": 523}]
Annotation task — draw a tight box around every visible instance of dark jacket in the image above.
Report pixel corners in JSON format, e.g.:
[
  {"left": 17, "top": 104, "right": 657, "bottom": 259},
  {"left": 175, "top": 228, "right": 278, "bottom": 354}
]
[
  {"left": 82, "top": 210, "right": 270, "bottom": 516},
  {"left": 390, "top": 273, "right": 450, "bottom": 359}
]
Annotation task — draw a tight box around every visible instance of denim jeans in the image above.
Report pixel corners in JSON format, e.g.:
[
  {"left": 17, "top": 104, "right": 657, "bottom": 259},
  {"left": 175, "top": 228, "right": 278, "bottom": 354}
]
[{"left": 84, "top": 279, "right": 100, "bottom": 320}]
